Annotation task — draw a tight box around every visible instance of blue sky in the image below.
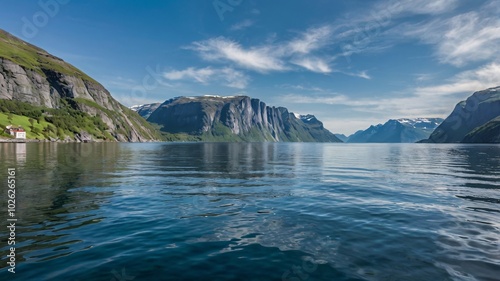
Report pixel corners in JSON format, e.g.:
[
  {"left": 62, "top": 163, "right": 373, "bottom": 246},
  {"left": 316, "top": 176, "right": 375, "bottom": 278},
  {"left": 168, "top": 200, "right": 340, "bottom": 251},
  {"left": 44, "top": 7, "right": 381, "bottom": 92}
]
[{"left": 1, "top": 0, "right": 499, "bottom": 134}]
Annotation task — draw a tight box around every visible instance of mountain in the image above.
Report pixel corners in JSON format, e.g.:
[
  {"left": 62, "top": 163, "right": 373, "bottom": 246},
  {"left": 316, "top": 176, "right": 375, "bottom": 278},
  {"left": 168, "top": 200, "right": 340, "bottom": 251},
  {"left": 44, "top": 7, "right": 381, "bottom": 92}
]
[
  {"left": 133, "top": 95, "right": 342, "bottom": 142},
  {"left": 0, "top": 29, "right": 160, "bottom": 142},
  {"left": 347, "top": 118, "right": 443, "bottom": 143},
  {"left": 130, "top": 103, "right": 161, "bottom": 119},
  {"left": 462, "top": 116, "right": 500, "bottom": 143},
  {"left": 426, "top": 86, "right": 500, "bottom": 143},
  {"left": 334, "top": 134, "right": 348, "bottom": 142}
]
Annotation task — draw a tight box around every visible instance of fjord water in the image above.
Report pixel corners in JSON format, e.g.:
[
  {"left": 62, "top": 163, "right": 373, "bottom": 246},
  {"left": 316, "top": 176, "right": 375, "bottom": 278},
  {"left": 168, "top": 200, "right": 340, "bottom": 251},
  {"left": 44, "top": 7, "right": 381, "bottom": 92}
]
[{"left": 0, "top": 143, "right": 499, "bottom": 281}]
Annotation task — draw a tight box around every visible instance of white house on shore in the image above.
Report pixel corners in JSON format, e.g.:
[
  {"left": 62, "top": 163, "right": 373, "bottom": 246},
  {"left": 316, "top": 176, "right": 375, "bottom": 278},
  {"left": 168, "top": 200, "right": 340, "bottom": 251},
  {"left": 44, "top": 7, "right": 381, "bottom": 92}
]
[{"left": 5, "top": 125, "right": 26, "bottom": 139}]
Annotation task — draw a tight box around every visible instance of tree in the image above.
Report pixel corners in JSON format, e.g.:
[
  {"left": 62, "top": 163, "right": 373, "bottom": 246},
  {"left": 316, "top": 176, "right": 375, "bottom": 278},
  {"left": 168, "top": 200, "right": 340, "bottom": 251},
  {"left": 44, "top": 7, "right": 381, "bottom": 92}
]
[
  {"left": 29, "top": 118, "right": 35, "bottom": 128},
  {"left": 57, "top": 128, "right": 65, "bottom": 139},
  {"left": 7, "top": 113, "right": 13, "bottom": 123},
  {"left": 31, "top": 127, "right": 41, "bottom": 135}
]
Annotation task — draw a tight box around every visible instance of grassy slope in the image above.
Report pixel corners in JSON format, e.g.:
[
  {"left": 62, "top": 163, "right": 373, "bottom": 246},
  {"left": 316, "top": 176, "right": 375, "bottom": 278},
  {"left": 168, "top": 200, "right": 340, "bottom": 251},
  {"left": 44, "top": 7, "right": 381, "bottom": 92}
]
[
  {"left": 0, "top": 29, "right": 162, "bottom": 141},
  {"left": 0, "top": 99, "right": 115, "bottom": 141},
  {"left": 0, "top": 30, "right": 96, "bottom": 83},
  {"left": 0, "top": 112, "right": 55, "bottom": 139},
  {"left": 463, "top": 116, "right": 500, "bottom": 143}
]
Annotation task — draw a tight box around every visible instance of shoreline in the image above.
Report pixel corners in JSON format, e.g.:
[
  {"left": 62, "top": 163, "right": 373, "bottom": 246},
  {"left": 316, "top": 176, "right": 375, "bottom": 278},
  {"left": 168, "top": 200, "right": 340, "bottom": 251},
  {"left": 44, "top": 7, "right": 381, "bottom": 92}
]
[
  {"left": 0, "top": 138, "right": 163, "bottom": 143},
  {"left": 0, "top": 138, "right": 110, "bottom": 143}
]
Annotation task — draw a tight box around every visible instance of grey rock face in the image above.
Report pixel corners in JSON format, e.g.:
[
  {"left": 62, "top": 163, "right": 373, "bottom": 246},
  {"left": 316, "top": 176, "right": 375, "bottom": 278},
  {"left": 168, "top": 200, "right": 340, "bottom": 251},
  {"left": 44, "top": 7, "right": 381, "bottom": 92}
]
[
  {"left": 462, "top": 116, "right": 500, "bottom": 143},
  {"left": 427, "top": 87, "right": 500, "bottom": 143},
  {"left": 0, "top": 57, "right": 157, "bottom": 141},
  {"left": 0, "top": 32, "right": 160, "bottom": 142},
  {"left": 146, "top": 95, "right": 341, "bottom": 142}
]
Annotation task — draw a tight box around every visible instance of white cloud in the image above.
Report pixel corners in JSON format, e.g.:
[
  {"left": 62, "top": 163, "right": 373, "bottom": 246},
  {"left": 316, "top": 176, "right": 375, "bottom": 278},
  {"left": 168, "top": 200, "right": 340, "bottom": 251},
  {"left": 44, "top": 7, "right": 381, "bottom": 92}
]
[
  {"left": 188, "top": 37, "right": 287, "bottom": 72},
  {"left": 230, "top": 20, "right": 254, "bottom": 31},
  {"left": 164, "top": 67, "right": 215, "bottom": 83},
  {"left": 250, "top": 9, "right": 260, "bottom": 15},
  {"left": 401, "top": 3, "right": 500, "bottom": 66},
  {"left": 414, "top": 73, "right": 435, "bottom": 82},
  {"left": 287, "top": 26, "right": 332, "bottom": 54},
  {"left": 220, "top": 68, "right": 250, "bottom": 89},
  {"left": 378, "top": 0, "right": 458, "bottom": 16},
  {"left": 163, "top": 67, "right": 249, "bottom": 89},
  {"left": 182, "top": 0, "right": 466, "bottom": 84},
  {"left": 343, "top": 70, "right": 371, "bottom": 80},
  {"left": 116, "top": 96, "right": 160, "bottom": 108},
  {"left": 187, "top": 25, "right": 338, "bottom": 74},
  {"left": 414, "top": 62, "right": 500, "bottom": 96},
  {"left": 291, "top": 57, "right": 332, "bottom": 73},
  {"left": 328, "top": 0, "right": 459, "bottom": 62},
  {"left": 278, "top": 84, "right": 327, "bottom": 92},
  {"left": 281, "top": 62, "right": 500, "bottom": 118}
]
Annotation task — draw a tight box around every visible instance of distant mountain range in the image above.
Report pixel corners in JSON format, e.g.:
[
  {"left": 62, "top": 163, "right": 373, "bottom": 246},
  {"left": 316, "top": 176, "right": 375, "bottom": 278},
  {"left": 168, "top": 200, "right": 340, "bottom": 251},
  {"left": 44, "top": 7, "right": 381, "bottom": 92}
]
[
  {"left": 424, "top": 86, "right": 500, "bottom": 143},
  {"left": 132, "top": 95, "right": 342, "bottom": 142},
  {"left": 334, "top": 134, "right": 348, "bottom": 142},
  {"left": 130, "top": 103, "right": 161, "bottom": 119},
  {"left": 345, "top": 118, "right": 443, "bottom": 143},
  {"left": 2, "top": 28, "right": 498, "bottom": 144}
]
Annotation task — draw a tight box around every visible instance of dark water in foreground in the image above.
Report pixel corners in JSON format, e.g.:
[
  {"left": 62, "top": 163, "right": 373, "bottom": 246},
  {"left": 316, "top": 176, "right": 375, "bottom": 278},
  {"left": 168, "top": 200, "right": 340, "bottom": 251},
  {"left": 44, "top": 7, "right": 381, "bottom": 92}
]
[{"left": 0, "top": 143, "right": 499, "bottom": 281}]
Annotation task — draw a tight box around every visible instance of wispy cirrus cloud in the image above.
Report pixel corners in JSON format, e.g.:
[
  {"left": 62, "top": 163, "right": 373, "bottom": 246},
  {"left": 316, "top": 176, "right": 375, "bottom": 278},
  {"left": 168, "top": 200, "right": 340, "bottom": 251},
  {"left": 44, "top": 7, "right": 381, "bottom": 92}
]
[
  {"left": 291, "top": 57, "right": 332, "bottom": 73},
  {"left": 278, "top": 84, "right": 327, "bottom": 92},
  {"left": 163, "top": 67, "right": 249, "bottom": 89},
  {"left": 374, "top": 0, "right": 458, "bottom": 17},
  {"left": 287, "top": 26, "right": 333, "bottom": 54},
  {"left": 414, "top": 62, "right": 500, "bottom": 96},
  {"left": 281, "top": 62, "right": 500, "bottom": 117},
  {"left": 330, "top": 0, "right": 459, "bottom": 60},
  {"left": 179, "top": 0, "right": 473, "bottom": 89},
  {"left": 401, "top": 3, "right": 500, "bottom": 66},
  {"left": 229, "top": 19, "right": 255, "bottom": 31},
  {"left": 187, "top": 37, "right": 287, "bottom": 72},
  {"left": 343, "top": 70, "right": 372, "bottom": 80},
  {"left": 164, "top": 67, "right": 215, "bottom": 83},
  {"left": 187, "top": 26, "right": 337, "bottom": 74}
]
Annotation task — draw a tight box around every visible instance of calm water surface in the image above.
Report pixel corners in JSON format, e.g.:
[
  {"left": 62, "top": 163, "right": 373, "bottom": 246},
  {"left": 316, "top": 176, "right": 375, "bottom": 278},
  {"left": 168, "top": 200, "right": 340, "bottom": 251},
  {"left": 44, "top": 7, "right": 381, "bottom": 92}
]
[{"left": 0, "top": 143, "right": 499, "bottom": 281}]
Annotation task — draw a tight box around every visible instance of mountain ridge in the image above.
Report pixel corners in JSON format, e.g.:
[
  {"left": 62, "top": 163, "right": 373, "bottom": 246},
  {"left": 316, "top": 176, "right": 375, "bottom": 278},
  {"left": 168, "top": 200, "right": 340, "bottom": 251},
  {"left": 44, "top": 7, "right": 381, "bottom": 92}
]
[
  {"left": 346, "top": 118, "right": 443, "bottom": 143},
  {"left": 132, "top": 95, "right": 342, "bottom": 142},
  {"left": 425, "top": 86, "right": 500, "bottom": 143}
]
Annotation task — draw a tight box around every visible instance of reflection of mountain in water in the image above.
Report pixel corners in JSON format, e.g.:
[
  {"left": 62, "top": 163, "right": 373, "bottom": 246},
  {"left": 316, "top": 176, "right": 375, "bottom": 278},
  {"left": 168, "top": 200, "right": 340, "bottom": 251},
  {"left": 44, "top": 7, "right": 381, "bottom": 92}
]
[
  {"left": 155, "top": 143, "right": 327, "bottom": 218},
  {"left": 0, "top": 143, "right": 126, "bottom": 267}
]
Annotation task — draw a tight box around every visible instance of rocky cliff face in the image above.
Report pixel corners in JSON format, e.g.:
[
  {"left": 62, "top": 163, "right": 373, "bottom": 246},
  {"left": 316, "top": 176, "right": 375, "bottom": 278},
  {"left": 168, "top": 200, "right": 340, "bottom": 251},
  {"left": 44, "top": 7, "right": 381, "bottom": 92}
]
[
  {"left": 462, "top": 116, "right": 500, "bottom": 143},
  {"left": 140, "top": 95, "right": 341, "bottom": 142},
  {"left": 427, "top": 87, "right": 500, "bottom": 143},
  {"left": 0, "top": 29, "right": 159, "bottom": 142},
  {"left": 347, "top": 118, "right": 443, "bottom": 143}
]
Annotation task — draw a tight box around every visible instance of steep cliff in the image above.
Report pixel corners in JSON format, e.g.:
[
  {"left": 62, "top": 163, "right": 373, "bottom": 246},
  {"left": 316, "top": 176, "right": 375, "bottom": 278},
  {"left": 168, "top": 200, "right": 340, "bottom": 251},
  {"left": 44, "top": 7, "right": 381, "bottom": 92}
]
[
  {"left": 426, "top": 87, "right": 500, "bottom": 143},
  {"left": 462, "top": 116, "right": 500, "bottom": 143},
  {"left": 0, "top": 29, "right": 160, "bottom": 142},
  {"left": 141, "top": 95, "right": 341, "bottom": 142},
  {"left": 347, "top": 118, "right": 443, "bottom": 143}
]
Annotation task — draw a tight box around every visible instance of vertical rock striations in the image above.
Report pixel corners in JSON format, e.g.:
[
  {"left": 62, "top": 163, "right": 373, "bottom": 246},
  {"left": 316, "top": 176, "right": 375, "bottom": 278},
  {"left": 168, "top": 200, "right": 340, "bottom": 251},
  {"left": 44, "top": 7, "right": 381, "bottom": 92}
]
[{"left": 141, "top": 95, "right": 341, "bottom": 142}]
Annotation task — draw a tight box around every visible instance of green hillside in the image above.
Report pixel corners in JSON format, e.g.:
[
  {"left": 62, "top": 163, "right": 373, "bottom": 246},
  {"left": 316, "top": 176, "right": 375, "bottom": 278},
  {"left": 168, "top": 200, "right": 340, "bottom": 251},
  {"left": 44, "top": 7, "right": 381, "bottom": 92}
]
[
  {"left": 0, "top": 30, "right": 96, "bottom": 83},
  {"left": 0, "top": 99, "right": 114, "bottom": 141}
]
